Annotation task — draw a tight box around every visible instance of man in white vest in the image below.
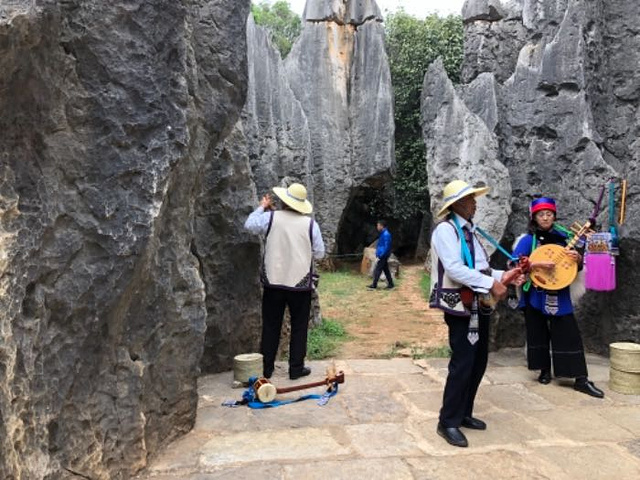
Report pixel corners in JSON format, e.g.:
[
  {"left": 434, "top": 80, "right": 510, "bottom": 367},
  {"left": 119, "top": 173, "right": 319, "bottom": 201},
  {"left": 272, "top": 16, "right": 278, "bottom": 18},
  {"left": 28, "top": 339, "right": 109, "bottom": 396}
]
[
  {"left": 245, "top": 183, "right": 325, "bottom": 380},
  {"left": 429, "top": 180, "right": 521, "bottom": 447}
]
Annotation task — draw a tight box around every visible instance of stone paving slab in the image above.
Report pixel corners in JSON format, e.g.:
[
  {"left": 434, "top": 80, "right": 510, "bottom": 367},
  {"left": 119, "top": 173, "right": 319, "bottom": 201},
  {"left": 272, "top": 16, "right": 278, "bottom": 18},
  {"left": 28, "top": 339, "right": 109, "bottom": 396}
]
[
  {"left": 199, "top": 427, "right": 352, "bottom": 467},
  {"left": 137, "top": 350, "right": 640, "bottom": 480},
  {"left": 406, "top": 449, "right": 567, "bottom": 480},
  {"left": 535, "top": 444, "right": 640, "bottom": 479}
]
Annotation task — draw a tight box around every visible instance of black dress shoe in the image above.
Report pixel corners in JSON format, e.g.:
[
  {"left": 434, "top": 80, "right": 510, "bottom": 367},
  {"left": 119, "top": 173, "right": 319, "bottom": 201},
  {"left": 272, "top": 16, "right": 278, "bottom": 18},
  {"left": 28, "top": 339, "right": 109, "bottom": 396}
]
[
  {"left": 367, "top": 284, "right": 376, "bottom": 289},
  {"left": 461, "top": 416, "right": 487, "bottom": 430},
  {"left": 538, "top": 369, "right": 552, "bottom": 384},
  {"left": 574, "top": 379, "right": 604, "bottom": 398},
  {"left": 385, "top": 285, "right": 394, "bottom": 289},
  {"left": 437, "top": 423, "right": 468, "bottom": 447},
  {"left": 289, "top": 366, "right": 311, "bottom": 380}
]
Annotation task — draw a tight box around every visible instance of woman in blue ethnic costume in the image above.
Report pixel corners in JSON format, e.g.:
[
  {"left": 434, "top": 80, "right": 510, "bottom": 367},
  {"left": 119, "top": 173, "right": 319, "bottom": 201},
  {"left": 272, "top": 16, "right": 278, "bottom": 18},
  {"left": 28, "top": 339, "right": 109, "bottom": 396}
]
[{"left": 512, "top": 197, "right": 604, "bottom": 398}]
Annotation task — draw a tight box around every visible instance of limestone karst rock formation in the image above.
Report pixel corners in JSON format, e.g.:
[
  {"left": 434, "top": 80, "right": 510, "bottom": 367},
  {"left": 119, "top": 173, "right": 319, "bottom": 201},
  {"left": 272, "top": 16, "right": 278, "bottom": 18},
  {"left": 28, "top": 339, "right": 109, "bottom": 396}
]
[
  {"left": 285, "top": 0, "right": 395, "bottom": 252},
  {"left": 0, "top": 0, "right": 253, "bottom": 478},
  {"left": 423, "top": 0, "right": 639, "bottom": 349},
  {"left": 421, "top": 59, "right": 512, "bottom": 250},
  {"left": 243, "top": 16, "right": 313, "bottom": 200}
]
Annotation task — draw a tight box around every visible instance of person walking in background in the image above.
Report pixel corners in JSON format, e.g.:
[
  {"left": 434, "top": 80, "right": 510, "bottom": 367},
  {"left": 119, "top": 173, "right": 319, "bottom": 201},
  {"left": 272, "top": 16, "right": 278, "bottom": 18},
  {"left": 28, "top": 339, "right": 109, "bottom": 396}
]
[
  {"left": 512, "top": 197, "right": 604, "bottom": 398},
  {"left": 429, "top": 180, "right": 523, "bottom": 448},
  {"left": 244, "top": 183, "right": 325, "bottom": 380},
  {"left": 367, "top": 219, "right": 394, "bottom": 290}
]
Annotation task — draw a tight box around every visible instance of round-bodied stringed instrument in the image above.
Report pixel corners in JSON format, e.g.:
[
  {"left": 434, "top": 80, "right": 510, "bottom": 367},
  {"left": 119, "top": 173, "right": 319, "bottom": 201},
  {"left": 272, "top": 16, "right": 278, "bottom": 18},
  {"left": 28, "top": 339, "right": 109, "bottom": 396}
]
[
  {"left": 253, "top": 366, "right": 345, "bottom": 403},
  {"left": 529, "top": 221, "right": 592, "bottom": 291}
]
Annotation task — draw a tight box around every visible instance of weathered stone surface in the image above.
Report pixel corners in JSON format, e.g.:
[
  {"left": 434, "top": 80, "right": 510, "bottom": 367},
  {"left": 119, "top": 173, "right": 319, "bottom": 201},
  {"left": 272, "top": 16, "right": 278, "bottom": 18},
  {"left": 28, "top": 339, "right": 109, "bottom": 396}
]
[
  {"left": 462, "top": 1, "right": 527, "bottom": 83},
  {"left": 285, "top": 1, "right": 394, "bottom": 250},
  {"left": 304, "top": 0, "right": 383, "bottom": 25},
  {"left": 139, "top": 354, "right": 640, "bottom": 479},
  {"left": 425, "top": 0, "right": 640, "bottom": 351},
  {"left": 0, "top": 0, "right": 251, "bottom": 478},
  {"left": 421, "top": 58, "right": 512, "bottom": 250},
  {"left": 194, "top": 120, "right": 262, "bottom": 374},
  {"left": 458, "top": 72, "right": 500, "bottom": 132},
  {"left": 285, "top": 458, "right": 413, "bottom": 480},
  {"left": 243, "top": 16, "right": 313, "bottom": 198},
  {"left": 200, "top": 428, "right": 351, "bottom": 467},
  {"left": 462, "top": 0, "right": 507, "bottom": 23}
]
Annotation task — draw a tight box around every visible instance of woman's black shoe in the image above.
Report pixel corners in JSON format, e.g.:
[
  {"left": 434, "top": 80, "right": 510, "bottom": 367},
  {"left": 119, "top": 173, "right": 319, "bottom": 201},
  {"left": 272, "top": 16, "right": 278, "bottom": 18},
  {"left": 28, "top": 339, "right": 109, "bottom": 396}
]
[
  {"left": 538, "top": 369, "right": 551, "bottom": 384},
  {"left": 574, "top": 378, "right": 604, "bottom": 398}
]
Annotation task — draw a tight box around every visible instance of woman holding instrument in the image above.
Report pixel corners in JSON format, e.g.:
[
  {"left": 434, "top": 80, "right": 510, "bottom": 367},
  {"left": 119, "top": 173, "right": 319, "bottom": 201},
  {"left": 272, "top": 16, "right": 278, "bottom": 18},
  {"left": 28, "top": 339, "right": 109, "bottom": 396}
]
[{"left": 512, "top": 197, "right": 604, "bottom": 398}]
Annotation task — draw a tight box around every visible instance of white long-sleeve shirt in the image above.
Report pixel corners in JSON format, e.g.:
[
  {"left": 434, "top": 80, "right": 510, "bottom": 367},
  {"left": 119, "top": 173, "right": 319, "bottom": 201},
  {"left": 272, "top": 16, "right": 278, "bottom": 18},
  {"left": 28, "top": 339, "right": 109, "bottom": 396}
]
[
  {"left": 244, "top": 206, "right": 326, "bottom": 260},
  {"left": 431, "top": 213, "right": 503, "bottom": 293}
]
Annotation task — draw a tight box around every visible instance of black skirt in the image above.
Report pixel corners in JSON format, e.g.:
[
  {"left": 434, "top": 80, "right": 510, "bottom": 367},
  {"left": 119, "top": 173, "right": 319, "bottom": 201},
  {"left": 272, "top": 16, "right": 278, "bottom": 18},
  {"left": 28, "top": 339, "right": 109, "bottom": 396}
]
[{"left": 524, "top": 305, "right": 588, "bottom": 378}]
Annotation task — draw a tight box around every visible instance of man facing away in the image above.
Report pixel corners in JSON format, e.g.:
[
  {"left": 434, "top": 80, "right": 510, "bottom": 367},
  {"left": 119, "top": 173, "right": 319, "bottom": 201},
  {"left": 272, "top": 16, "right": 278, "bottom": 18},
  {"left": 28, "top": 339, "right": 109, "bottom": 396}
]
[
  {"left": 429, "top": 180, "right": 523, "bottom": 447},
  {"left": 244, "top": 183, "right": 325, "bottom": 380},
  {"left": 368, "top": 219, "right": 394, "bottom": 290}
]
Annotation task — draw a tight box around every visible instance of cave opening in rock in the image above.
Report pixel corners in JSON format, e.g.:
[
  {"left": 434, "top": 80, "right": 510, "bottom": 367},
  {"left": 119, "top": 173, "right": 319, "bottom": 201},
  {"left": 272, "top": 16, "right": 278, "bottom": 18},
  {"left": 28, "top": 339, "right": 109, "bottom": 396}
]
[{"left": 335, "top": 179, "right": 426, "bottom": 262}]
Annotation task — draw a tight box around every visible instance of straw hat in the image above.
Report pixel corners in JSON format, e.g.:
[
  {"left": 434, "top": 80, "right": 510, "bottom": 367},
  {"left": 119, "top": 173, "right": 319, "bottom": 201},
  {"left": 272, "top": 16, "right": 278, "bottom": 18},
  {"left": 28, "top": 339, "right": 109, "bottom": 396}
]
[
  {"left": 437, "top": 180, "right": 490, "bottom": 217},
  {"left": 272, "top": 183, "right": 313, "bottom": 214}
]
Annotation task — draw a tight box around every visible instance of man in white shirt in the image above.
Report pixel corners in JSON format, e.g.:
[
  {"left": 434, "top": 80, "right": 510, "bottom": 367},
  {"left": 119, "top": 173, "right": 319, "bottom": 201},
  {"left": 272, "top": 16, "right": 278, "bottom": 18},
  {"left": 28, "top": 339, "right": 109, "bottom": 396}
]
[
  {"left": 244, "top": 183, "right": 325, "bottom": 380},
  {"left": 429, "top": 180, "right": 520, "bottom": 447}
]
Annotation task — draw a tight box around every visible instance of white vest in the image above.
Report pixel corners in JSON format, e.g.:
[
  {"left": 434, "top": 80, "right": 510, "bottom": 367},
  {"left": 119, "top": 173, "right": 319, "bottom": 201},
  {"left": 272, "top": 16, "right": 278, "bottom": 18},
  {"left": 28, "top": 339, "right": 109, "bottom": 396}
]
[
  {"left": 262, "top": 210, "right": 314, "bottom": 290},
  {"left": 429, "top": 220, "right": 490, "bottom": 316}
]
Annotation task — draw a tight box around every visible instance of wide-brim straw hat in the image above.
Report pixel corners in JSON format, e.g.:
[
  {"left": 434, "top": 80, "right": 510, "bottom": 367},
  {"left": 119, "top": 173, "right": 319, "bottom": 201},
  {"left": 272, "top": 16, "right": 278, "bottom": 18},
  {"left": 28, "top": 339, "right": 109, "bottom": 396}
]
[
  {"left": 437, "top": 179, "right": 490, "bottom": 217},
  {"left": 272, "top": 183, "right": 313, "bottom": 214}
]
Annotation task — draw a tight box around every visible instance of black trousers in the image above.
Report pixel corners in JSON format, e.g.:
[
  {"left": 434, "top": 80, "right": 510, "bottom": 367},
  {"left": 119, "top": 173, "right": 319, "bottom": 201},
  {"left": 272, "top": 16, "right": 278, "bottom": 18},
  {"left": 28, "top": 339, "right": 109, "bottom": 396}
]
[
  {"left": 524, "top": 306, "right": 587, "bottom": 378},
  {"left": 439, "top": 311, "right": 490, "bottom": 428},
  {"left": 372, "top": 254, "right": 393, "bottom": 287},
  {"left": 261, "top": 287, "right": 312, "bottom": 375}
]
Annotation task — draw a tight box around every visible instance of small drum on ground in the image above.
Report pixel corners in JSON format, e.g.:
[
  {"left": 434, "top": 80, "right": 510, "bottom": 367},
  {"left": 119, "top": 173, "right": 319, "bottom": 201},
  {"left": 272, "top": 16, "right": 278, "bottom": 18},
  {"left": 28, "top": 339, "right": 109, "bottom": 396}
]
[
  {"left": 233, "top": 353, "right": 263, "bottom": 385},
  {"left": 253, "top": 377, "right": 277, "bottom": 403},
  {"left": 609, "top": 342, "right": 640, "bottom": 395}
]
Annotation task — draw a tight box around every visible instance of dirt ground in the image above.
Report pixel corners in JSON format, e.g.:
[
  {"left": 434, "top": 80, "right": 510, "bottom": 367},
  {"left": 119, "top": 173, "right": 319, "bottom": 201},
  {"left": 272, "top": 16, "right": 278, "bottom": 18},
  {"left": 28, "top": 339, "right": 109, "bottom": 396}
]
[{"left": 319, "top": 263, "right": 449, "bottom": 359}]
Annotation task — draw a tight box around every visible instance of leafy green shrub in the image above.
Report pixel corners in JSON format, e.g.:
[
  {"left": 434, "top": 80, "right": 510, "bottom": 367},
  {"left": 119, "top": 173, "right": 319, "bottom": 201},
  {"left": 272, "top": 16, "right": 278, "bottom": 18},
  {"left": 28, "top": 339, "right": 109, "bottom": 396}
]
[
  {"left": 385, "top": 12, "right": 463, "bottom": 220},
  {"left": 251, "top": 1, "right": 302, "bottom": 58}
]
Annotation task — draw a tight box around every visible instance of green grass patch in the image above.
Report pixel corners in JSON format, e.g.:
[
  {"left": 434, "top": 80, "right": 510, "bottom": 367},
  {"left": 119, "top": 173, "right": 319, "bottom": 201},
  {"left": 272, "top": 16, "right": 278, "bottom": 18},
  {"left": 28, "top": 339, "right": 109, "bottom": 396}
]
[
  {"left": 317, "top": 270, "right": 363, "bottom": 299},
  {"left": 307, "top": 319, "right": 348, "bottom": 360},
  {"left": 411, "top": 345, "right": 451, "bottom": 359},
  {"left": 378, "top": 342, "right": 451, "bottom": 360},
  {"left": 419, "top": 270, "right": 431, "bottom": 301}
]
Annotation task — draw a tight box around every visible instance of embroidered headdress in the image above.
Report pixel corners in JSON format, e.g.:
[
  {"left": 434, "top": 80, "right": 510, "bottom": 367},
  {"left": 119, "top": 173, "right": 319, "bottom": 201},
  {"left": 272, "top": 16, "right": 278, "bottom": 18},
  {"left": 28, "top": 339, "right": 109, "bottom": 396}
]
[{"left": 530, "top": 197, "right": 556, "bottom": 217}]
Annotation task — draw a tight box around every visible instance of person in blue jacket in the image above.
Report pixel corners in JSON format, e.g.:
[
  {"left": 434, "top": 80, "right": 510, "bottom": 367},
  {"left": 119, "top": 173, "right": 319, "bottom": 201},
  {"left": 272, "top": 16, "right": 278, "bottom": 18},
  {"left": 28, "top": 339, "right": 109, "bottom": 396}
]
[
  {"left": 513, "top": 197, "right": 603, "bottom": 398},
  {"left": 368, "top": 219, "right": 394, "bottom": 290}
]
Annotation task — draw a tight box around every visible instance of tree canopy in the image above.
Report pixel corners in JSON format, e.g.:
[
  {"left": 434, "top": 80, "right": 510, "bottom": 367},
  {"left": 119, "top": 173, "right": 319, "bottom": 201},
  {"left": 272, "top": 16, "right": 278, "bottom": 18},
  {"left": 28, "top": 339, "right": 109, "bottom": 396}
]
[
  {"left": 251, "top": 1, "right": 302, "bottom": 58},
  {"left": 385, "top": 11, "right": 463, "bottom": 220}
]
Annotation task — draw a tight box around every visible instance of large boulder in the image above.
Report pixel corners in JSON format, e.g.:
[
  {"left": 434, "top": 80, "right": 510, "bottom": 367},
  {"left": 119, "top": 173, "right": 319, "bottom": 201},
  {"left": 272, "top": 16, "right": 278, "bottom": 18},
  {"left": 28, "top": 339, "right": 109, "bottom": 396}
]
[
  {"left": 243, "top": 16, "right": 313, "bottom": 199},
  {"left": 284, "top": 0, "right": 394, "bottom": 251},
  {"left": 421, "top": 58, "right": 512, "bottom": 249},
  {"left": 0, "top": 0, "right": 252, "bottom": 478}
]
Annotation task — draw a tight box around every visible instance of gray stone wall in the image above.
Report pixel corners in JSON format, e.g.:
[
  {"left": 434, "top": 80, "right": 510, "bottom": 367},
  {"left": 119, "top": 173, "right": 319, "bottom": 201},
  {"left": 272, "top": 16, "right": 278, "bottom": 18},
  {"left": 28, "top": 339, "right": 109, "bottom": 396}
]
[
  {"left": 284, "top": 0, "right": 394, "bottom": 251},
  {"left": 0, "top": 0, "right": 251, "bottom": 478}
]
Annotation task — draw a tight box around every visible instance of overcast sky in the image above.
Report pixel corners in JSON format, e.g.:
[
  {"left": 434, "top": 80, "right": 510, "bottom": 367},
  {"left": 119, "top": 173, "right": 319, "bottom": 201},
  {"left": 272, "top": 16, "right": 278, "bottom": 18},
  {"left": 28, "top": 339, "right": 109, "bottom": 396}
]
[{"left": 282, "top": 0, "right": 466, "bottom": 18}]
